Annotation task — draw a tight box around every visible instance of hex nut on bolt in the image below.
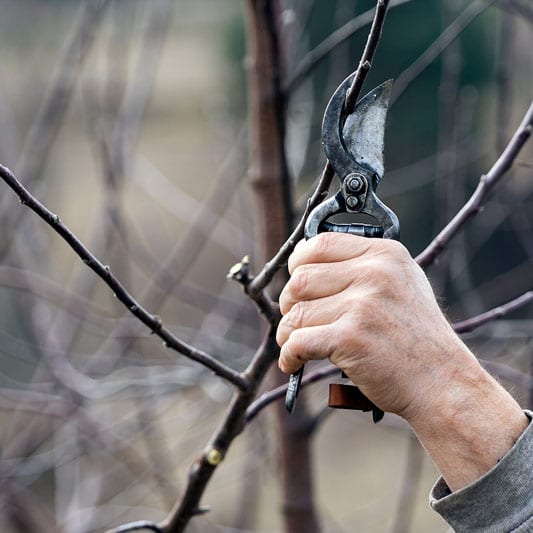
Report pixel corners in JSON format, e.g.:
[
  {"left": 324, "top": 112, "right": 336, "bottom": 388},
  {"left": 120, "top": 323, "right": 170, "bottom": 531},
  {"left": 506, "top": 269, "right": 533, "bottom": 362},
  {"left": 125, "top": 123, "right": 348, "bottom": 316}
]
[{"left": 345, "top": 174, "right": 365, "bottom": 194}]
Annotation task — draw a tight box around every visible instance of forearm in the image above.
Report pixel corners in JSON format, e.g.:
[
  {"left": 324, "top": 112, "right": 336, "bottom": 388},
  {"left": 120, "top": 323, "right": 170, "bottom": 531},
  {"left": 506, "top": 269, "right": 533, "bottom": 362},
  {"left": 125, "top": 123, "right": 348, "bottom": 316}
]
[{"left": 405, "top": 340, "right": 529, "bottom": 492}]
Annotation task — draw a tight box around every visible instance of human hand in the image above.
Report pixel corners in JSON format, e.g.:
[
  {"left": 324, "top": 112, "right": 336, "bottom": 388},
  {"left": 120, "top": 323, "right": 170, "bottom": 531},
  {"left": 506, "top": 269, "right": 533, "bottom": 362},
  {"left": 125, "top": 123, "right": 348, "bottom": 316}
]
[{"left": 276, "top": 232, "right": 477, "bottom": 420}]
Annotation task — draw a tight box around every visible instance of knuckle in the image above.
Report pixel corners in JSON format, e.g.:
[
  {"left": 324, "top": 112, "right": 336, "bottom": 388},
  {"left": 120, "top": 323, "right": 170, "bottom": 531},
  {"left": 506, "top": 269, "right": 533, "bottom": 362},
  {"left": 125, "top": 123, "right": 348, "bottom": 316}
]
[
  {"left": 289, "top": 264, "right": 311, "bottom": 298},
  {"left": 382, "top": 239, "right": 410, "bottom": 261},
  {"left": 312, "top": 233, "right": 332, "bottom": 259},
  {"left": 372, "top": 273, "right": 395, "bottom": 296},
  {"left": 282, "top": 331, "right": 306, "bottom": 366},
  {"left": 276, "top": 302, "right": 306, "bottom": 346},
  {"left": 275, "top": 320, "right": 286, "bottom": 347},
  {"left": 373, "top": 260, "right": 394, "bottom": 281},
  {"left": 289, "top": 302, "right": 306, "bottom": 330},
  {"left": 362, "top": 257, "right": 398, "bottom": 290},
  {"left": 278, "top": 286, "right": 291, "bottom": 316},
  {"left": 289, "top": 329, "right": 306, "bottom": 352}
]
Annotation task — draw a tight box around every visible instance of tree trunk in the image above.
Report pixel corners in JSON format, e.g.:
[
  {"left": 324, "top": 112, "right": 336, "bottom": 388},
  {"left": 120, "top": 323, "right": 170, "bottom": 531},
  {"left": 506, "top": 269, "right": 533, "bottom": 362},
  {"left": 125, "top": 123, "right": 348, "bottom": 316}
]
[{"left": 244, "top": 1, "right": 321, "bottom": 531}]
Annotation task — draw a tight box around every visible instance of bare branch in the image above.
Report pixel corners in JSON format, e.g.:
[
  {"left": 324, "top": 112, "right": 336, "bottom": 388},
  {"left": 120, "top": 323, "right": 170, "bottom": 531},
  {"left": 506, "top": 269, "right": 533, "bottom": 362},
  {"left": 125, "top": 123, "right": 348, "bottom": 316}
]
[
  {"left": 344, "top": 0, "right": 392, "bottom": 115},
  {"left": 416, "top": 101, "right": 533, "bottom": 268},
  {"left": 228, "top": 255, "right": 281, "bottom": 325},
  {"left": 0, "top": 163, "right": 249, "bottom": 391},
  {"left": 453, "top": 291, "right": 533, "bottom": 334}
]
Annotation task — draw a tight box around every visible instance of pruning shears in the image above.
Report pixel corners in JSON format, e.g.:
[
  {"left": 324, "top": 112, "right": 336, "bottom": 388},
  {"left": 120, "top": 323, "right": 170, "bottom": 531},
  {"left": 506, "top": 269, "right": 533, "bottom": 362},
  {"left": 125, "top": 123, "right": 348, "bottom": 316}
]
[{"left": 285, "top": 73, "right": 400, "bottom": 422}]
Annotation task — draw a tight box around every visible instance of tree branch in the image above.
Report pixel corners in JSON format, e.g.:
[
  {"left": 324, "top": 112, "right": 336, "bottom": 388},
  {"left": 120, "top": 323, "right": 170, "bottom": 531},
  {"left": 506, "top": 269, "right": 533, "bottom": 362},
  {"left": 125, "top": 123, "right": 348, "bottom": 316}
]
[
  {"left": 453, "top": 291, "right": 533, "bottom": 334},
  {"left": 0, "top": 163, "right": 249, "bottom": 391},
  {"left": 246, "top": 164, "right": 333, "bottom": 296},
  {"left": 344, "top": 0, "right": 391, "bottom": 115},
  {"left": 416, "top": 101, "right": 533, "bottom": 268}
]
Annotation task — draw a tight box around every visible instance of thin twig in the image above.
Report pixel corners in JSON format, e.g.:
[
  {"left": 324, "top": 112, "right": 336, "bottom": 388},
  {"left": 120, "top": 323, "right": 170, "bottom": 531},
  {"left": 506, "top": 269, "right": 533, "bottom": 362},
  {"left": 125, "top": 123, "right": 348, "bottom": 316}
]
[
  {"left": 416, "top": 101, "right": 533, "bottom": 268},
  {"left": 344, "top": 0, "right": 391, "bottom": 115},
  {"left": 453, "top": 291, "right": 533, "bottom": 334},
  {"left": 79, "top": 129, "right": 248, "bottom": 380},
  {"left": 0, "top": 163, "right": 249, "bottom": 391}
]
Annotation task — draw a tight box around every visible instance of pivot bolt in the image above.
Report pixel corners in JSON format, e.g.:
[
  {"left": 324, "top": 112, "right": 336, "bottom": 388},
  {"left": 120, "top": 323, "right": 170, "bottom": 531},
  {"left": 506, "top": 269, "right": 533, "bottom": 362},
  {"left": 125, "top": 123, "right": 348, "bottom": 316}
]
[
  {"left": 345, "top": 174, "right": 365, "bottom": 194},
  {"left": 345, "top": 195, "right": 361, "bottom": 210}
]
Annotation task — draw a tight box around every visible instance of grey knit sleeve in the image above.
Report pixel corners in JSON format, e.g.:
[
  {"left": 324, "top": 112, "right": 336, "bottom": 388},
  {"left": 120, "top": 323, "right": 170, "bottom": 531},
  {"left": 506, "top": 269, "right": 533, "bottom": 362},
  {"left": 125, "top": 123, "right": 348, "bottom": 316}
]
[{"left": 429, "top": 411, "right": 532, "bottom": 532}]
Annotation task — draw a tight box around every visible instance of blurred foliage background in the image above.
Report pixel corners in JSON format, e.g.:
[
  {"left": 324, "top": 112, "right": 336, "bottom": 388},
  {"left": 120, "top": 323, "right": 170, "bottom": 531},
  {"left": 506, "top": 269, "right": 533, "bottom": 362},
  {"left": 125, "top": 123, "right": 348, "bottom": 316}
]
[{"left": 0, "top": 0, "right": 531, "bottom": 532}]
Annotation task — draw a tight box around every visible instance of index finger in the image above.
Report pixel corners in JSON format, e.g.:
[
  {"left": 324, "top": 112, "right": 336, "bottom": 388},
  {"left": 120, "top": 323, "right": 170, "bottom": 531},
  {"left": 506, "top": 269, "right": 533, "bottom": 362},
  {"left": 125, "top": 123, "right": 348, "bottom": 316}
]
[{"left": 288, "top": 232, "right": 372, "bottom": 274}]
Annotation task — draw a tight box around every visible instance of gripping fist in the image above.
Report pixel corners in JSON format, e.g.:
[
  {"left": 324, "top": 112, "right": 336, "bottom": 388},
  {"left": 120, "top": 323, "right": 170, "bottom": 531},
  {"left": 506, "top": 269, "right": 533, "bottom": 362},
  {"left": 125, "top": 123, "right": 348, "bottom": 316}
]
[{"left": 276, "top": 233, "right": 476, "bottom": 420}]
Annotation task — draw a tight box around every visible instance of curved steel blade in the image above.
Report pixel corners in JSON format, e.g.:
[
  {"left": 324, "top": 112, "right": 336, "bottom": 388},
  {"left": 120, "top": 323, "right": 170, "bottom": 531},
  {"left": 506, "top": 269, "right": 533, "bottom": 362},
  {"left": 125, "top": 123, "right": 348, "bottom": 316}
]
[
  {"left": 322, "top": 76, "right": 393, "bottom": 187},
  {"left": 343, "top": 79, "right": 392, "bottom": 185}
]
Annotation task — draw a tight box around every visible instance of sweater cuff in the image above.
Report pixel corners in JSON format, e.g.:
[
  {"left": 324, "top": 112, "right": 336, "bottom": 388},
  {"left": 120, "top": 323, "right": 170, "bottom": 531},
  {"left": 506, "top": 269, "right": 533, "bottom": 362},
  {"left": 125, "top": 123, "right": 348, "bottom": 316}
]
[{"left": 430, "top": 411, "right": 533, "bottom": 532}]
